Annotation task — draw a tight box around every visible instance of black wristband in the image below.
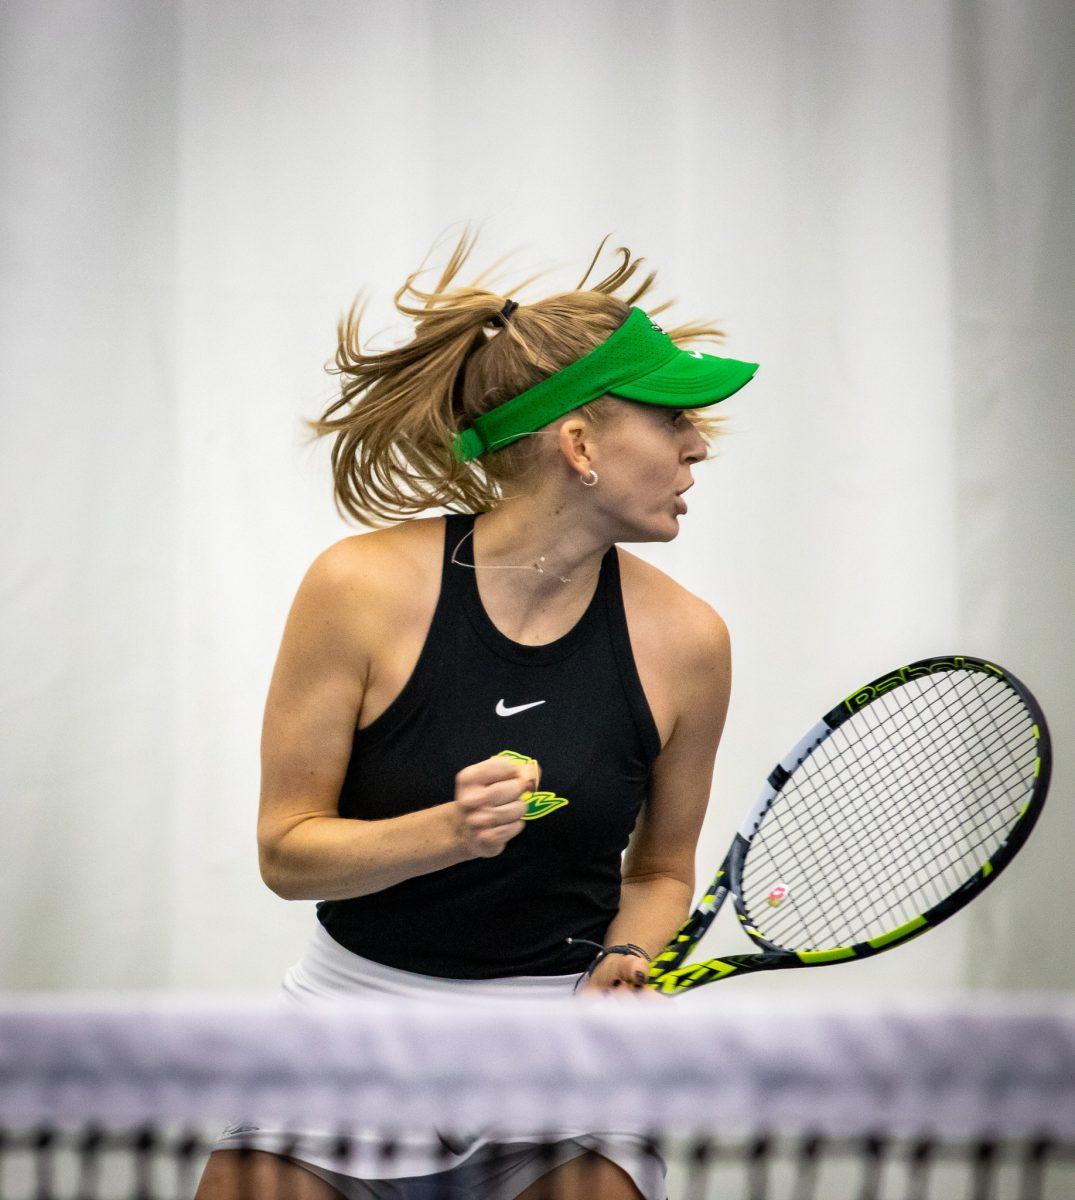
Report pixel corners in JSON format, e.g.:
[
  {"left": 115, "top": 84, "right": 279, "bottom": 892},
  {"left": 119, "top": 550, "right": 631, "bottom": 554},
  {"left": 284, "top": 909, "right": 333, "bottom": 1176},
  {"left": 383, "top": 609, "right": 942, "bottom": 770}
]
[{"left": 567, "top": 937, "right": 652, "bottom": 993}]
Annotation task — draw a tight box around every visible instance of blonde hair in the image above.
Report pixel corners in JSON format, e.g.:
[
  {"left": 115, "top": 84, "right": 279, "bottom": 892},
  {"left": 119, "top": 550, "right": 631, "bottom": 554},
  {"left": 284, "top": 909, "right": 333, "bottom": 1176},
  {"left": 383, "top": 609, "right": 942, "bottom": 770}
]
[{"left": 304, "top": 223, "right": 732, "bottom": 528}]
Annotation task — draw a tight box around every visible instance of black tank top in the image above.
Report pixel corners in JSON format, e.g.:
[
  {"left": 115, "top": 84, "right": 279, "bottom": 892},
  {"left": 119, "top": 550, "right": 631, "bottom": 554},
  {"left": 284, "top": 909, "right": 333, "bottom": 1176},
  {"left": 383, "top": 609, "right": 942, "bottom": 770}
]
[{"left": 315, "top": 510, "right": 663, "bottom": 978}]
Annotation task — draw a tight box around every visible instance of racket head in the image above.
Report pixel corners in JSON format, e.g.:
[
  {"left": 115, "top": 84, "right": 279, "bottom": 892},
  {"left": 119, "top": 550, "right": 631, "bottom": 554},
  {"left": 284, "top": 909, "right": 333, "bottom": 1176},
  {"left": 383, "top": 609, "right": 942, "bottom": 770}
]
[{"left": 726, "top": 655, "right": 1051, "bottom": 966}]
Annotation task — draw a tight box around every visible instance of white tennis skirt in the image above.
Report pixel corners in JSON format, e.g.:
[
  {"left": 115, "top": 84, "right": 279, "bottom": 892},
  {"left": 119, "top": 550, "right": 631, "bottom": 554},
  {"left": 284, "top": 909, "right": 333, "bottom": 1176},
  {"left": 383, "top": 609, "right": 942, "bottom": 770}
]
[{"left": 211, "top": 920, "right": 667, "bottom": 1200}]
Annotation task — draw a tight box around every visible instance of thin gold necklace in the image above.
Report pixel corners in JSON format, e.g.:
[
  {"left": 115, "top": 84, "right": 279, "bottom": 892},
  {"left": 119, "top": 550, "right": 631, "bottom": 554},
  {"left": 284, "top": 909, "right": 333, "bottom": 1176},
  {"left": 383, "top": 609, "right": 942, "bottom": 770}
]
[{"left": 450, "top": 527, "right": 573, "bottom": 584}]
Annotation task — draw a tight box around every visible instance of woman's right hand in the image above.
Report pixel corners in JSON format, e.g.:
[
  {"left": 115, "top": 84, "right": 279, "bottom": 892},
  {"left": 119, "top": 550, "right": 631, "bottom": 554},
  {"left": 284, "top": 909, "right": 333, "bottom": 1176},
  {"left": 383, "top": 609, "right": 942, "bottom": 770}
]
[{"left": 450, "top": 755, "right": 541, "bottom": 858}]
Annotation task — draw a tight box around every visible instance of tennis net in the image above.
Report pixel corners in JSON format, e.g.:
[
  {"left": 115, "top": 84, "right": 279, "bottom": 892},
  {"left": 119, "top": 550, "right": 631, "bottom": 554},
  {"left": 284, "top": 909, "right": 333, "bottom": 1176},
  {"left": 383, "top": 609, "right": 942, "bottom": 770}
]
[{"left": 1, "top": 991, "right": 1072, "bottom": 1199}]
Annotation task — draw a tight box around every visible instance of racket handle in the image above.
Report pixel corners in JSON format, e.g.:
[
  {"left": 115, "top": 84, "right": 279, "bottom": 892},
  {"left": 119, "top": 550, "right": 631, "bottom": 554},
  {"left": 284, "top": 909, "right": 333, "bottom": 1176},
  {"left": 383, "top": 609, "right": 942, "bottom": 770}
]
[
  {"left": 649, "top": 881, "right": 731, "bottom": 979},
  {"left": 649, "top": 950, "right": 770, "bottom": 994}
]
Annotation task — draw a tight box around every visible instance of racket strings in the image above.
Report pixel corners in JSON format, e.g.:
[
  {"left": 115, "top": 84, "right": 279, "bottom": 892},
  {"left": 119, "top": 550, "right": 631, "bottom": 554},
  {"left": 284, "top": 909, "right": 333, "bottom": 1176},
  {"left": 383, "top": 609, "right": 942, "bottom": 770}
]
[
  {"left": 749, "top": 670, "right": 1010, "bottom": 946},
  {"left": 787, "top": 693, "right": 1033, "bottom": 929},
  {"left": 763, "top": 673, "right": 1023, "bottom": 923},
  {"left": 763, "top": 681, "right": 1035, "bottom": 946},
  {"left": 787, "top": 669, "right": 1007, "bottom": 867},
  {"left": 800, "top": 737, "right": 1034, "bottom": 943},
  {"left": 882, "top": 756, "right": 1032, "bottom": 903},
  {"left": 803, "top": 684, "right": 1035, "bottom": 929},
  {"left": 741, "top": 671, "right": 1037, "bottom": 950},
  {"left": 753, "top": 678, "right": 1034, "bottom": 946},
  {"left": 756, "top": 668, "right": 980, "bottom": 879}
]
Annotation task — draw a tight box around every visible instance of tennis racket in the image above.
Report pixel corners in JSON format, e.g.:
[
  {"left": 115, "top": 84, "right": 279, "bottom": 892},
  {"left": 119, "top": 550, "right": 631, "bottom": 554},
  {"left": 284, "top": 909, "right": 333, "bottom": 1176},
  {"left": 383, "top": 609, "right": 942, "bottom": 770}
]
[{"left": 646, "top": 655, "right": 1051, "bottom": 995}]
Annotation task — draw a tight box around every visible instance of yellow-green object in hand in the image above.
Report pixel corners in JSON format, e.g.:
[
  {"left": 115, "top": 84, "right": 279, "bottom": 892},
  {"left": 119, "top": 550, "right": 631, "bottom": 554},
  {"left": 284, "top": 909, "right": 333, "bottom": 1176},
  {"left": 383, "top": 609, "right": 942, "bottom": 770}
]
[
  {"left": 493, "top": 749, "right": 568, "bottom": 820},
  {"left": 520, "top": 791, "right": 569, "bottom": 821}
]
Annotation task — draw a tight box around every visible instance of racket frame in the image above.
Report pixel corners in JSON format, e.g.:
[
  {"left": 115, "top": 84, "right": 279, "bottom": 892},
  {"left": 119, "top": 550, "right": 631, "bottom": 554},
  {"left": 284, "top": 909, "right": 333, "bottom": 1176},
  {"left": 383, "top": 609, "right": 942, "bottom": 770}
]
[{"left": 648, "top": 655, "right": 1052, "bottom": 994}]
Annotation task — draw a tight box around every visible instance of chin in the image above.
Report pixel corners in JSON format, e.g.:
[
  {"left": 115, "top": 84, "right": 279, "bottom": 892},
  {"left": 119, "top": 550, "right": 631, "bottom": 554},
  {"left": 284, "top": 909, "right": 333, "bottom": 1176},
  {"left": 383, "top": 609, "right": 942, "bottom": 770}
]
[
  {"left": 634, "top": 512, "right": 681, "bottom": 543},
  {"left": 612, "top": 506, "right": 682, "bottom": 544}
]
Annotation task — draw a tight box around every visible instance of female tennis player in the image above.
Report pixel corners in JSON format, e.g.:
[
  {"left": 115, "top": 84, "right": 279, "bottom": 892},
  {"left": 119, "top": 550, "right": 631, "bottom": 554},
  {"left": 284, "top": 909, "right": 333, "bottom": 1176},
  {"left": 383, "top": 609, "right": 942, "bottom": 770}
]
[{"left": 196, "top": 225, "right": 755, "bottom": 1200}]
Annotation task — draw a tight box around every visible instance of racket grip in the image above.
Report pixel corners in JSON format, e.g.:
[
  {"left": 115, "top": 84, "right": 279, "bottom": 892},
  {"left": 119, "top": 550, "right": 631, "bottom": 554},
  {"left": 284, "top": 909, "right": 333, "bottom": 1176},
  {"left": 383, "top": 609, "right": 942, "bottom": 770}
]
[{"left": 650, "top": 881, "right": 731, "bottom": 978}]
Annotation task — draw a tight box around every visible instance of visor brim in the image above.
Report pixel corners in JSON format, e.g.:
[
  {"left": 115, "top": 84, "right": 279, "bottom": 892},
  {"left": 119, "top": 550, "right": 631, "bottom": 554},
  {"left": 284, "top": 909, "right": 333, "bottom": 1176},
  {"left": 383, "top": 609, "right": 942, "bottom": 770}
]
[{"left": 608, "top": 351, "right": 759, "bottom": 406}]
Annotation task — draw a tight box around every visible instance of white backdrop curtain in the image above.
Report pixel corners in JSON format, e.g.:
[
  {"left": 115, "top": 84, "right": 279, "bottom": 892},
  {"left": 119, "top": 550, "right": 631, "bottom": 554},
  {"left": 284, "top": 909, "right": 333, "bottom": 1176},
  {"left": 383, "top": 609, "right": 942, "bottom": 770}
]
[{"left": 2, "top": 0, "right": 1071, "bottom": 993}]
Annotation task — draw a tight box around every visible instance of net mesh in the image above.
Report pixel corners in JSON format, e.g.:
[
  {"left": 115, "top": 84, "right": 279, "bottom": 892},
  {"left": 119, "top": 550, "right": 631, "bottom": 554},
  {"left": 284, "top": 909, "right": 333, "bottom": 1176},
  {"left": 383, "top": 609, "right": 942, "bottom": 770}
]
[
  {"left": 1, "top": 992, "right": 1072, "bottom": 1199},
  {"left": 741, "top": 670, "right": 1038, "bottom": 949}
]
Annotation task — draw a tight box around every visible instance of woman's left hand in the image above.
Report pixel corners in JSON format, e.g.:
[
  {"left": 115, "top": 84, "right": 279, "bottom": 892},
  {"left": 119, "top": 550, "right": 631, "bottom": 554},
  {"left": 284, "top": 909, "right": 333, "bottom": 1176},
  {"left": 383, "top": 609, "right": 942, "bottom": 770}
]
[{"left": 577, "top": 951, "right": 665, "bottom": 999}]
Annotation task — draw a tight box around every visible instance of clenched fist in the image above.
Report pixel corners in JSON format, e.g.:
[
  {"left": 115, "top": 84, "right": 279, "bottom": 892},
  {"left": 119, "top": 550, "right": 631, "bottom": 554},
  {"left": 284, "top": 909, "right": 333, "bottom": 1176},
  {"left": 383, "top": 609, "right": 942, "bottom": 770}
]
[{"left": 450, "top": 755, "right": 541, "bottom": 858}]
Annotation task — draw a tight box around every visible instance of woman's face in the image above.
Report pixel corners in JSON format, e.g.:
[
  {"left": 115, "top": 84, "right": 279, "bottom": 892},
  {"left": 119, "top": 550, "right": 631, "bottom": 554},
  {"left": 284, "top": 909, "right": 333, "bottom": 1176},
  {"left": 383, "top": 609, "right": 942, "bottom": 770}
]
[{"left": 568, "top": 398, "right": 709, "bottom": 541}]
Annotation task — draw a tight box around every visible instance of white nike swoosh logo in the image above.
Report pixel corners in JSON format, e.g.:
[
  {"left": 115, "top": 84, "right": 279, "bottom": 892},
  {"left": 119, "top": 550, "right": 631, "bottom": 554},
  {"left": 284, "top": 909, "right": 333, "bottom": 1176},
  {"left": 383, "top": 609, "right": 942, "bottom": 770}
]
[
  {"left": 689, "top": 350, "right": 704, "bottom": 359},
  {"left": 496, "top": 699, "right": 546, "bottom": 717}
]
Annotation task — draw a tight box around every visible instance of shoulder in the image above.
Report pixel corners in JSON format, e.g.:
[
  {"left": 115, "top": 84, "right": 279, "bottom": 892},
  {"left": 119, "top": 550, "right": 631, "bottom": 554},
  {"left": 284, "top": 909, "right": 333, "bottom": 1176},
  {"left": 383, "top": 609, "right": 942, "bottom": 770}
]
[
  {"left": 616, "top": 546, "right": 730, "bottom": 663},
  {"left": 308, "top": 516, "right": 442, "bottom": 584},
  {"left": 295, "top": 517, "right": 443, "bottom": 655}
]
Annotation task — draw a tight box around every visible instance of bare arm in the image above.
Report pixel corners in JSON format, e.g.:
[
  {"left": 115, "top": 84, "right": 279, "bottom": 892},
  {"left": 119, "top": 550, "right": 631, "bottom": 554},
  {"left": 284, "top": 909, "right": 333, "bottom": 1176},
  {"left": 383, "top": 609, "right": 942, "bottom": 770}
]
[
  {"left": 257, "top": 540, "right": 534, "bottom": 902},
  {"left": 267, "top": 810, "right": 470, "bottom": 902},
  {"left": 582, "top": 604, "right": 732, "bottom": 991}
]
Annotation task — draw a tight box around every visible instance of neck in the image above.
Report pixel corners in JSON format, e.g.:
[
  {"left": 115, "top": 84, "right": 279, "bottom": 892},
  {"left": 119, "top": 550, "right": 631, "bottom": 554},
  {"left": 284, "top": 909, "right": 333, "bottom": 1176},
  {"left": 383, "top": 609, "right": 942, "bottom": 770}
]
[{"left": 469, "top": 499, "right": 608, "bottom": 623}]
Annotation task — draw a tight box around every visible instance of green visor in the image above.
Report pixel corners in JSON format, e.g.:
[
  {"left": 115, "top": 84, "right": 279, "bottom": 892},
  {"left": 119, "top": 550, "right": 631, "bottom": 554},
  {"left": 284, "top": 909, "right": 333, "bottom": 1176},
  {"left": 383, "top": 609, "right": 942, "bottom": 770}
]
[{"left": 451, "top": 305, "right": 759, "bottom": 462}]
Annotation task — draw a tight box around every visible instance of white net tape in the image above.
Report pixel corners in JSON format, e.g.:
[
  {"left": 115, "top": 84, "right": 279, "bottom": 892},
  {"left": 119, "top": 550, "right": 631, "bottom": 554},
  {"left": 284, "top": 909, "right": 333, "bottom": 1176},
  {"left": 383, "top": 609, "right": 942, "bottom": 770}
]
[{"left": 2, "top": 992, "right": 1073, "bottom": 1139}]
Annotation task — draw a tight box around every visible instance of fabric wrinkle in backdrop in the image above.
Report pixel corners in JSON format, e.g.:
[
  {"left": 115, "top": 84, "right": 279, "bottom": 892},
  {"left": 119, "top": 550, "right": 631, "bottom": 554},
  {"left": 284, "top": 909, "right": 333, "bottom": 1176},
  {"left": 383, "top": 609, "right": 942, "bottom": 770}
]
[{"left": 0, "top": 1, "right": 1071, "bottom": 992}]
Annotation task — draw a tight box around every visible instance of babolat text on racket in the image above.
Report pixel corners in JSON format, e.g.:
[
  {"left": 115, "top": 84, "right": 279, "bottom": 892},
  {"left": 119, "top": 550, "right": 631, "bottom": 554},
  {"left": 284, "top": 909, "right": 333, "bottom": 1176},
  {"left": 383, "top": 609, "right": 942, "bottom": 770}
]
[{"left": 647, "top": 655, "right": 1051, "bottom": 995}]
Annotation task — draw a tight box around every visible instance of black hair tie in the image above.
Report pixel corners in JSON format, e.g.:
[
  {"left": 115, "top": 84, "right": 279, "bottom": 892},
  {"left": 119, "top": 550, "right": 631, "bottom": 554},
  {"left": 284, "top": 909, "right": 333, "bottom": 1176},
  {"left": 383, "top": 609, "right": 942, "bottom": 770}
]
[{"left": 490, "top": 299, "right": 519, "bottom": 329}]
